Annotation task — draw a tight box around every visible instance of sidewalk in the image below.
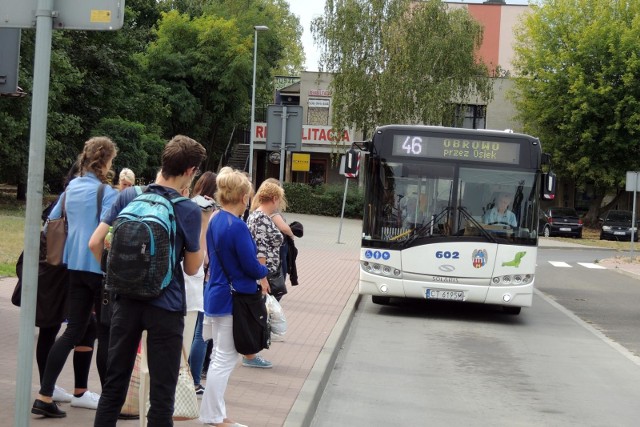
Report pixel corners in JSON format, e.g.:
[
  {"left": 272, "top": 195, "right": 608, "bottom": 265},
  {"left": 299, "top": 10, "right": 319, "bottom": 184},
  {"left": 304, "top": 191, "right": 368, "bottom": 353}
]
[
  {"left": 2, "top": 218, "right": 640, "bottom": 426},
  {"left": 0, "top": 213, "right": 363, "bottom": 427}
]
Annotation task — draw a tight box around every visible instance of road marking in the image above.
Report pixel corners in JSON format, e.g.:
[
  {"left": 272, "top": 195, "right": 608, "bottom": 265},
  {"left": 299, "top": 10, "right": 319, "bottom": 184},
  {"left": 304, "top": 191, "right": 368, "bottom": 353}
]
[
  {"left": 549, "top": 261, "right": 571, "bottom": 267},
  {"left": 577, "top": 262, "right": 606, "bottom": 269}
]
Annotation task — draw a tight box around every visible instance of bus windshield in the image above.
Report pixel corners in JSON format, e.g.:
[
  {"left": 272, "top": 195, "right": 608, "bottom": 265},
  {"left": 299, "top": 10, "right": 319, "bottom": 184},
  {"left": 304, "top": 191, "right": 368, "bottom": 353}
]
[{"left": 364, "top": 159, "right": 539, "bottom": 246}]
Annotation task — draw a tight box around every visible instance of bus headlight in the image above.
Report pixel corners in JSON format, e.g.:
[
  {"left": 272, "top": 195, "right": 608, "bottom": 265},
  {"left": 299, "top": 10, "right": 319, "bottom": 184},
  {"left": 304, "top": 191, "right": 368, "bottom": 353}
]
[
  {"left": 492, "top": 274, "right": 533, "bottom": 286},
  {"left": 361, "top": 261, "right": 402, "bottom": 278}
]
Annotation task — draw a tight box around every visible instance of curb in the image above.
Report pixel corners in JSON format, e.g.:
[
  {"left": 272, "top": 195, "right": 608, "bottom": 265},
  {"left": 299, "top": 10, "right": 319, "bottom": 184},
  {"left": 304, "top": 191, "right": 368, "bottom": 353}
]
[{"left": 283, "top": 290, "right": 362, "bottom": 427}]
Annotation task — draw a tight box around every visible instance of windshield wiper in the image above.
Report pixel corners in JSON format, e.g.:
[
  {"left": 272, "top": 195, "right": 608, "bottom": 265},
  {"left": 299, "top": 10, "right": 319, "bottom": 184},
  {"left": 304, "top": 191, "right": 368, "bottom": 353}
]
[
  {"left": 457, "top": 207, "right": 497, "bottom": 243},
  {"left": 402, "top": 206, "right": 452, "bottom": 245}
]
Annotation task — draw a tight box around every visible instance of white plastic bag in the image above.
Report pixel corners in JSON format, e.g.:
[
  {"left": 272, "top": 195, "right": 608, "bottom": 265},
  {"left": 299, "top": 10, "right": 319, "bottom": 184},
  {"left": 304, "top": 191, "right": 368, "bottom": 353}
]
[{"left": 265, "top": 294, "right": 287, "bottom": 335}]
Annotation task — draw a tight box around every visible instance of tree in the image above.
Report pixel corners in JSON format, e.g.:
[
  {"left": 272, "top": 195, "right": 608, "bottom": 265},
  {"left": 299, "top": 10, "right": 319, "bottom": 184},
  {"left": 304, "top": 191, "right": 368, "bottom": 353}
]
[
  {"left": 512, "top": 0, "right": 640, "bottom": 223},
  {"left": 311, "top": 0, "right": 493, "bottom": 140},
  {"left": 140, "top": 10, "right": 254, "bottom": 169},
  {"left": 0, "top": 31, "right": 85, "bottom": 199}
]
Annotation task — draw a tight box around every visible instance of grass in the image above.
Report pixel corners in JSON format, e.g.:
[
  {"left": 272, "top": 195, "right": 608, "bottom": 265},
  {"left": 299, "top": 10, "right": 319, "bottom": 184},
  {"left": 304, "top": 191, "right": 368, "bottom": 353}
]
[{"left": 0, "top": 193, "right": 27, "bottom": 277}]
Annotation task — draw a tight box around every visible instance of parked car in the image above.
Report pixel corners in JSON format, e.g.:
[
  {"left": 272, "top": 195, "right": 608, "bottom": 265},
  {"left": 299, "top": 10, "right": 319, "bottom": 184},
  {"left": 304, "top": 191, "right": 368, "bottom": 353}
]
[
  {"left": 599, "top": 210, "right": 639, "bottom": 241},
  {"left": 539, "top": 207, "right": 583, "bottom": 238}
]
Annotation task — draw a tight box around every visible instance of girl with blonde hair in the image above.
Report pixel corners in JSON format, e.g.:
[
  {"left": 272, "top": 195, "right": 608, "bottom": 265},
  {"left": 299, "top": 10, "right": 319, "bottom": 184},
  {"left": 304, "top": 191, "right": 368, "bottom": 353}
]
[
  {"left": 200, "top": 167, "right": 269, "bottom": 426},
  {"left": 117, "top": 168, "right": 135, "bottom": 190}
]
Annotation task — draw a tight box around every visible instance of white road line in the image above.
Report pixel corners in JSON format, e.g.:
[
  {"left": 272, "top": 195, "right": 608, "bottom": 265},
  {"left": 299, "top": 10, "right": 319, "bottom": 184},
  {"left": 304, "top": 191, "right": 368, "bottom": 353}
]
[
  {"left": 549, "top": 261, "right": 571, "bottom": 267},
  {"left": 577, "top": 262, "right": 606, "bottom": 269}
]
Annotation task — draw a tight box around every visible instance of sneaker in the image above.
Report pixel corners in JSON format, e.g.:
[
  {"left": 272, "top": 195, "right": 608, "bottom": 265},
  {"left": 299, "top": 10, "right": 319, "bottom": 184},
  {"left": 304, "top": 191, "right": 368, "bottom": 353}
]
[
  {"left": 70, "top": 391, "right": 100, "bottom": 410},
  {"left": 270, "top": 332, "right": 285, "bottom": 342},
  {"left": 242, "top": 355, "right": 272, "bottom": 369},
  {"left": 195, "top": 384, "right": 205, "bottom": 397},
  {"left": 32, "top": 399, "right": 66, "bottom": 418},
  {"left": 52, "top": 385, "right": 72, "bottom": 403}
]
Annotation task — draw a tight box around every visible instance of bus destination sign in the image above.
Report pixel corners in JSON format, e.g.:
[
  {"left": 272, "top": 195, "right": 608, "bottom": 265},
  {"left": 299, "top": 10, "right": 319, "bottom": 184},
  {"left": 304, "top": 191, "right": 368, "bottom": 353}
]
[{"left": 391, "top": 135, "right": 520, "bottom": 165}]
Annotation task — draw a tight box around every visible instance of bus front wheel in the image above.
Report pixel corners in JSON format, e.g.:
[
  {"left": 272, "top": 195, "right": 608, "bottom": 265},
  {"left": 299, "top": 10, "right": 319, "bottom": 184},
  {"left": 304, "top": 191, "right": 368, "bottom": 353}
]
[
  {"left": 372, "top": 296, "right": 391, "bottom": 305},
  {"left": 502, "top": 306, "right": 521, "bottom": 315}
]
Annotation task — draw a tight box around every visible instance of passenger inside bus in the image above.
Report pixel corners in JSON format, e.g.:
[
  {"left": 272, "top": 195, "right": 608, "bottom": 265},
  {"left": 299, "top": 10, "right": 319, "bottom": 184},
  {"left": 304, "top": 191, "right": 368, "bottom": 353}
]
[
  {"left": 483, "top": 192, "right": 517, "bottom": 227},
  {"left": 400, "top": 187, "right": 428, "bottom": 228}
]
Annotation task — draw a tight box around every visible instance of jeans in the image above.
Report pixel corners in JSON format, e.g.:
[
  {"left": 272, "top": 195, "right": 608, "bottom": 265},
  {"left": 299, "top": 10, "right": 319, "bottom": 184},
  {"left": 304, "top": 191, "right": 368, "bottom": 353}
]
[
  {"left": 94, "top": 298, "right": 183, "bottom": 427},
  {"left": 39, "top": 270, "right": 104, "bottom": 397},
  {"left": 189, "top": 311, "right": 208, "bottom": 386},
  {"left": 198, "top": 315, "right": 237, "bottom": 424}
]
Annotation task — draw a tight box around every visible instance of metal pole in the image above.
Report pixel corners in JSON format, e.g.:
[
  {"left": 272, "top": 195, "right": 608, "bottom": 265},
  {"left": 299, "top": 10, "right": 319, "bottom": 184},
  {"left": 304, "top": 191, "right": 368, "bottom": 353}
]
[
  {"left": 16, "top": 1, "right": 54, "bottom": 425},
  {"left": 248, "top": 25, "right": 268, "bottom": 182},
  {"left": 337, "top": 178, "right": 350, "bottom": 244},
  {"left": 279, "top": 106, "right": 287, "bottom": 183},
  {"left": 632, "top": 172, "right": 638, "bottom": 260}
]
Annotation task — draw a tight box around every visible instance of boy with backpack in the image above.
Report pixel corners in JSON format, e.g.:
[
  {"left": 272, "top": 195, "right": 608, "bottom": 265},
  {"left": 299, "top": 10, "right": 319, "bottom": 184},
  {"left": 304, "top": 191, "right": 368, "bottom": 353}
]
[{"left": 89, "top": 135, "right": 210, "bottom": 426}]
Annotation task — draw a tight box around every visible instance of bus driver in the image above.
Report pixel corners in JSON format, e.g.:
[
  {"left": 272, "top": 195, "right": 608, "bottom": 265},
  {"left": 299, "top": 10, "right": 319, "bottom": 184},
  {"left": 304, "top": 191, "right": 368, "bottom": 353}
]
[{"left": 483, "top": 192, "right": 517, "bottom": 227}]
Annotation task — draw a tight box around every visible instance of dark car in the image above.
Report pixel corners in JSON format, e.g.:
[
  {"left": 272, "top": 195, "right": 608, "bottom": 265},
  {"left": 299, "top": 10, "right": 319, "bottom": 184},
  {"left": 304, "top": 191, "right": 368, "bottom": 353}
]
[
  {"left": 539, "top": 207, "right": 583, "bottom": 238},
  {"left": 599, "top": 210, "right": 639, "bottom": 241}
]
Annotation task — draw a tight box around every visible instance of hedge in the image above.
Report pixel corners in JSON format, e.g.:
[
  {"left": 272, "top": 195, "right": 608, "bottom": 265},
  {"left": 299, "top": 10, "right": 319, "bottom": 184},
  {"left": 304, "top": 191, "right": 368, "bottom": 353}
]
[{"left": 283, "top": 182, "right": 364, "bottom": 219}]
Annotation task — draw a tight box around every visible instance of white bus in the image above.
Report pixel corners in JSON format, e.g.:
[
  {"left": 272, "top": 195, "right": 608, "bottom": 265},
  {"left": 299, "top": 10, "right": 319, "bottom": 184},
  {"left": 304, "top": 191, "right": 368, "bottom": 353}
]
[{"left": 358, "top": 125, "right": 555, "bottom": 314}]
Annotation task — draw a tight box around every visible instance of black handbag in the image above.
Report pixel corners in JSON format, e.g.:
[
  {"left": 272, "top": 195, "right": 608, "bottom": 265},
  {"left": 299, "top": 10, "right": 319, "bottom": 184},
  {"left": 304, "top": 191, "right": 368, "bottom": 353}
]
[
  {"left": 211, "top": 235, "right": 270, "bottom": 354},
  {"left": 231, "top": 290, "right": 270, "bottom": 355},
  {"left": 14, "top": 239, "right": 70, "bottom": 328},
  {"left": 267, "top": 271, "right": 287, "bottom": 300}
]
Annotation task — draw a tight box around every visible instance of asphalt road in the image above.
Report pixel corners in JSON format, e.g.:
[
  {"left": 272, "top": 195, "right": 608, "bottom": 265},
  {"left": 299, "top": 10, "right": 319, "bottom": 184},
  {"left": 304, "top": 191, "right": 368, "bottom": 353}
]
[
  {"left": 311, "top": 247, "right": 640, "bottom": 427},
  {"left": 536, "top": 247, "right": 640, "bottom": 358}
]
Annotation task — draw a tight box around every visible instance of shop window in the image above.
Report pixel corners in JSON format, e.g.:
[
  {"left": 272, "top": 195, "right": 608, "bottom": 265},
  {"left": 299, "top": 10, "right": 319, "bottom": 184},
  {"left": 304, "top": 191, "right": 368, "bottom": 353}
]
[{"left": 308, "top": 160, "right": 327, "bottom": 186}]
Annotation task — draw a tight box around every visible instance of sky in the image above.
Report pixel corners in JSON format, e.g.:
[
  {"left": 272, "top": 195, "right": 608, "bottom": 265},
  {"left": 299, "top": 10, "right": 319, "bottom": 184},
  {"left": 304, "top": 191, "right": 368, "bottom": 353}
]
[{"left": 285, "top": 0, "right": 531, "bottom": 72}]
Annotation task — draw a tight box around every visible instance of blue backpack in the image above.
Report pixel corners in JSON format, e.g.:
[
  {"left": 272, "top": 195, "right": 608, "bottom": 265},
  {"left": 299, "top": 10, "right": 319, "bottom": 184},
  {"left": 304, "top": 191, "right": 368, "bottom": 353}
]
[{"left": 105, "top": 186, "right": 188, "bottom": 300}]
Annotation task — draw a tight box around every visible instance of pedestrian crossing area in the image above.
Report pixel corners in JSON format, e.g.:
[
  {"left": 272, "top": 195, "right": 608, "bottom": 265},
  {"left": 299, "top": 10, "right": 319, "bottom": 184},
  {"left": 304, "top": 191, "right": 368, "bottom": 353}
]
[{"left": 546, "top": 261, "right": 607, "bottom": 269}]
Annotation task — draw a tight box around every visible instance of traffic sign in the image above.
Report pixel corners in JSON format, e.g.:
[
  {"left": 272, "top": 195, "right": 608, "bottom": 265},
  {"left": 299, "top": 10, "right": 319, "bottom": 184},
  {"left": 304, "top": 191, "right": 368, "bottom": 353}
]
[
  {"left": 266, "top": 104, "right": 303, "bottom": 152},
  {"left": 344, "top": 148, "right": 360, "bottom": 178},
  {"left": 0, "top": 0, "right": 125, "bottom": 30}
]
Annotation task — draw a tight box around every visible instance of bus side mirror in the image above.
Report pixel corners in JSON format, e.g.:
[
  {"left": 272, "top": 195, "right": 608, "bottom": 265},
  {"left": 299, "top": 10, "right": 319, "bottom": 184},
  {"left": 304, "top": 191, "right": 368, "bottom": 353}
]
[{"left": 541, "top": 172, "right": 556, "bottom": 200}]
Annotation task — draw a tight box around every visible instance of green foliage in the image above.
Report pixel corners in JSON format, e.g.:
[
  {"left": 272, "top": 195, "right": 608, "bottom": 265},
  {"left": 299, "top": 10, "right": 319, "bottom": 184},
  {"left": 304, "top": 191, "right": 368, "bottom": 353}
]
[
  {"left": 312, "top": 0, "right": 493, "bottom": 138},
  {"left": 0, "top": 0, "right": 303, "bottom": 197},
  {"left": 284, "top": 182, "right": 364, "bottom": 218},
  {"left": 512, "top": 0, "right": 640, "bottom": 216},
  {"left": 92, "top": 118, "right": 151, "bottom": 182}
]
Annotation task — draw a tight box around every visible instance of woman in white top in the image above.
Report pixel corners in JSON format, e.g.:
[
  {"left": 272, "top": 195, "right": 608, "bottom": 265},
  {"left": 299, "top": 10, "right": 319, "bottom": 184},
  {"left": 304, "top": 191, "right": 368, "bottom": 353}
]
[{"left": 184, "top": 171, "right": 217, "bottom": 395}]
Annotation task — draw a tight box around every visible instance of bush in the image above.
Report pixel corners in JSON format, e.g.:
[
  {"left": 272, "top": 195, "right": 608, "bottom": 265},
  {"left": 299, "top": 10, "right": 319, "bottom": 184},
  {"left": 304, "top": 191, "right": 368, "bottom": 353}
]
[{"left": 283, "top": 182, "right": 364, "bottom": 219}]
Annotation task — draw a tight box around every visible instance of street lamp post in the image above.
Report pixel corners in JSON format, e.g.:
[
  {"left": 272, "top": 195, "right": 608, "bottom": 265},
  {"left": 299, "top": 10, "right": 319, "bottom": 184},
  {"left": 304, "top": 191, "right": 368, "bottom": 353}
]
[{"left": 249, "top": 25, "right": 269, "bottom": 182}]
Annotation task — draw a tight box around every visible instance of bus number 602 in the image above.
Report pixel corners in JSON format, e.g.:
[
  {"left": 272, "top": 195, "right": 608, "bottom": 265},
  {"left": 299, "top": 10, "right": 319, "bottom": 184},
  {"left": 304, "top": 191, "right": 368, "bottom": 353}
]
[{"left": 435, "top": 251, "right": 459, "bottom": 259}]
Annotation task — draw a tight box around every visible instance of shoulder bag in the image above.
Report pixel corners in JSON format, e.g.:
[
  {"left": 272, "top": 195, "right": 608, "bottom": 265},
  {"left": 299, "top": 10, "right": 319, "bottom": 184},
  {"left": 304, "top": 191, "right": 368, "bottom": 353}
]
[
  {"left": 45, "top": 193, "right": 67, "bottom": 266},
  {"left": 212, "top": 232, "right": 270, "bottom": 355},
  {"left": 143, "top": 347, "right": 198, "bottom": 420},
  {"left": 267, "top": 271, "right": 287, "bottom": 300}
]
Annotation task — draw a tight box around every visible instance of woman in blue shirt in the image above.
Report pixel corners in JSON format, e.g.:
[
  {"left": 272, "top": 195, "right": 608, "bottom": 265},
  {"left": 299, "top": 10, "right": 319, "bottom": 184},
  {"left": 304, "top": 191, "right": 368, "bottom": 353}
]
[
  {"left": 199, "top": 167, "right": 269, "bottom": 427},
  {"left": 32, "top": 137, "right": 119, "bottom": 418}
]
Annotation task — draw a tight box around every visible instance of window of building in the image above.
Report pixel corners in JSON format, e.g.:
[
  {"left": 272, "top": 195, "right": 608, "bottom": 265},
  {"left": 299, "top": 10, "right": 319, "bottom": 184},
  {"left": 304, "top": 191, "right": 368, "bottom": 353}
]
[
  {"left": 307, "top": 98, "right": 330, "bottom": 125},
  {"left": 452, "top": 104, "right": 486, "bottom": 130}
]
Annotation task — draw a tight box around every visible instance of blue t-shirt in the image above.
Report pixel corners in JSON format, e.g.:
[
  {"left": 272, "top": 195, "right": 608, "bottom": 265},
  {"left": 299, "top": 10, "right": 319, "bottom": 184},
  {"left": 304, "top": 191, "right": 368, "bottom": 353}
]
[
  {"left": 483, "top": 208, "right": 517, "bottom": 227},
  {"left": 102, "top": 184, "right": 201, "bottom": 312},
  {"left": 204, "top": 210, "right": 268, "bottom": 316},
  {"left": 48, "top": 173, "right": 118, "bottom": 274}
]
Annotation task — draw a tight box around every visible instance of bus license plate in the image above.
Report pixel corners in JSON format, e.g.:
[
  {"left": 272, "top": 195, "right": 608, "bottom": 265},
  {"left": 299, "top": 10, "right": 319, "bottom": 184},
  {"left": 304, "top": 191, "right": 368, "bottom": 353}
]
[{"left": 426, "top": 289, "right": 464, "bottom": 301}]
